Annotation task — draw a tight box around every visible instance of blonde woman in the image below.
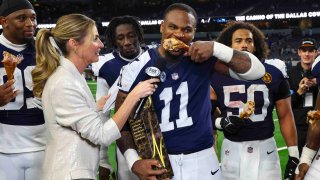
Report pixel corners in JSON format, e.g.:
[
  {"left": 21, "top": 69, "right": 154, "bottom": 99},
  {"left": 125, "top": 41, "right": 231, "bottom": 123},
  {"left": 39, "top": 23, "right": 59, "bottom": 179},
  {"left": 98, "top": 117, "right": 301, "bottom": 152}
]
[{"left": 32, "top": 14, "right": 158, "bottom": 180}]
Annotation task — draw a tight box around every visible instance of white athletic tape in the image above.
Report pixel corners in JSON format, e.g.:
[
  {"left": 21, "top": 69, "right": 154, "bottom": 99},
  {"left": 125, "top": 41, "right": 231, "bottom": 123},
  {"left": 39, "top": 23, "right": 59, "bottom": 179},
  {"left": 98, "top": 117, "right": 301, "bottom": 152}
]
[
  {"left": 300, "top": 146, "right": 317, "bottom": 165},
  {"left": 295, "top": 146, "right": 317, "bottom": 174},
  {"left": 288, "top": 146, "right": 299, "bottom": 159},
  {"left": 229, "top": 68, "right": 243, "bottom": 80},
  {"left": 237, "top": 51, "right": 265, "bottom": 80},
  {"left": 213, "top": 41, "right": 233, "bottom": 63}
]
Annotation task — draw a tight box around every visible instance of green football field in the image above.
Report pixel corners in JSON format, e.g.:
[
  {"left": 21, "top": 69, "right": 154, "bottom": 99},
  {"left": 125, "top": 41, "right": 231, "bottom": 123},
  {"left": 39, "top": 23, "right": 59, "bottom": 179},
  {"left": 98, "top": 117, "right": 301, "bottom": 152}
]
[{"left": 87, "top": 80, "right": 289, "bottom": 179}]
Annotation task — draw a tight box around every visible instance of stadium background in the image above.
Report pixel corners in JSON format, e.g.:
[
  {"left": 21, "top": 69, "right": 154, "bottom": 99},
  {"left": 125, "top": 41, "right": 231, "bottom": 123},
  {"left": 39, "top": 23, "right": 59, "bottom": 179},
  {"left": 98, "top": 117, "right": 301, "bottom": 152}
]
[{"left": 7, "top": 0, "right": 320, "bottom": 179}]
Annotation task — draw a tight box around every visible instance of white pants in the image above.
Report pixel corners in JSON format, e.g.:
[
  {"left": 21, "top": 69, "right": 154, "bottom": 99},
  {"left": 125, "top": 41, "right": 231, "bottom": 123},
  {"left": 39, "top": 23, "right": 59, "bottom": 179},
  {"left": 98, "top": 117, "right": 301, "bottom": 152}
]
[
  {"left": 221, "top": 137, "right": 281, "bottom": 180},
  {"left": 116, "top": 147, "right": 139, "bottom": 180},
  {"left": 169, "top": 147, "right": 221, "bottom": 180},
  {"left": 304, "top": 150, "right": 320, "bottom": 180},
  {"left": 0, "top": 151, "right": 44, "bottom": 180}
]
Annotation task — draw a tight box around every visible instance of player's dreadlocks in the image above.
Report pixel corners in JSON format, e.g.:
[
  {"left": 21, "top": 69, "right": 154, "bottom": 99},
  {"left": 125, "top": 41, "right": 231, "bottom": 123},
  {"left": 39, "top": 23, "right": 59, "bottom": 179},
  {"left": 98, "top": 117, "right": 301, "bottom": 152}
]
[
  {"left": 106, "top": 15, "right": 144, "bottom": 49},
  {"left": 216, "top": 21, "right": 269, "bottom": 60}
]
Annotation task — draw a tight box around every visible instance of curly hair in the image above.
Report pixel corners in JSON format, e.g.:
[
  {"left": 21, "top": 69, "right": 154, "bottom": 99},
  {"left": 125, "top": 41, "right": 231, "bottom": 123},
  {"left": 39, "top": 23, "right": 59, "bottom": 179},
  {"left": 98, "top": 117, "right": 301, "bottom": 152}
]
[
  {"left": 105, "top": 15, "right": 143, "bottom": 49},
  {"left": 216, "top": 21, "right": 269, "bottom": 59}
]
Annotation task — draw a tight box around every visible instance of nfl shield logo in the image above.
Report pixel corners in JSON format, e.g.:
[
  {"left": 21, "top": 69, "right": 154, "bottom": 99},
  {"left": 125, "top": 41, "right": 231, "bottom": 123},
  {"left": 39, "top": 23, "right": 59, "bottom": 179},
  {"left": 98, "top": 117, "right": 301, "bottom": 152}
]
[
  {"left": 247, "top": 147, "right": 253, "bottom": 153},
  {"left": 316, "top": 155, "right": 320, "bottom": 160},
  {"left": 225, "top": 150, "right": 230, "bottom": 156},
  {"left": 171, "top": 73, "right": 179, "bottom": 80}
]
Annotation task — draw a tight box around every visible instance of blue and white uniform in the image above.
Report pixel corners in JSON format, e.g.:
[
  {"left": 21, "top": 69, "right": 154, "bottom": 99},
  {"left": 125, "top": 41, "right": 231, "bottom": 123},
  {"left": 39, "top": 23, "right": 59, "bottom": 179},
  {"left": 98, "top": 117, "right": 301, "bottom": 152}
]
[
  {"left": 0, "top": 34, "right": 45, "bottom": 180},
  {"left": 303, "top": 56, "right": 320, "bottom": 180},
  {"left": 312, "top": 56, "right": 320, "bottom": 85},
  {"left": 92, "top": 49, "right": 145, "bottom": 180},
  {"left": 119, "top": 48, "right": 221, "bottom": 180},
  {"left": 94, "top": 51, "right": 132, "bottom": 87},
  {"left": 211, "top": 59, "right": 290, "bottom": 180}
]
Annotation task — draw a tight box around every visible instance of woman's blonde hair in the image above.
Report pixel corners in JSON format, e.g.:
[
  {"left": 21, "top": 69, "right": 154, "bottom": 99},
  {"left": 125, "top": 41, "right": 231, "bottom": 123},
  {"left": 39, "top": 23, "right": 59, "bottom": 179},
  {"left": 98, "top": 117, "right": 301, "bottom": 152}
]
[{"left": 32, "top": 14, "right": 95, "bottom": 98}]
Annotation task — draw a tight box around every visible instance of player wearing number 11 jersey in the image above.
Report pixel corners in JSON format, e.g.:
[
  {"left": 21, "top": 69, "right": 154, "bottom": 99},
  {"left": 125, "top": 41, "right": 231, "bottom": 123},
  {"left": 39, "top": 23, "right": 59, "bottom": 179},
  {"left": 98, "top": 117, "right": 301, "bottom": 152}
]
[
  {"left": 115, "top": 3, "right": 266, "bottom": 180},
  {"left": 119, "top": 48, "right": 216, "bottom": 154}
]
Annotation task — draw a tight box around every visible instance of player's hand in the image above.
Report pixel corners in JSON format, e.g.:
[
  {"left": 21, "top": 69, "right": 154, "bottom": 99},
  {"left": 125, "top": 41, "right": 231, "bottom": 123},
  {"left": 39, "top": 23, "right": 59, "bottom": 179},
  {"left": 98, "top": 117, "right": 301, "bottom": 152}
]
[
  {"left": 220, "top": 116, "right": 248, "bottom": 134},
  {"left": 186, "top": 41, "right": 214, "bottom": 63},
  {"left": 305, "top": 78, "right": 317, "bottom": 88},
  {"left": 0, "top": 80, "right": 18, "bottom": 106},
  {"left": 295, "top": 163, "right": 310, "bottom": 180},
  {"left": 297, "top": 78, "right": 309, "bottom": 95},
  {"left": 132, "top": 159, "right": 166, "bottom": 180},
  {"left": 284, "top": 156, "right": 299, "bottom": 180}
]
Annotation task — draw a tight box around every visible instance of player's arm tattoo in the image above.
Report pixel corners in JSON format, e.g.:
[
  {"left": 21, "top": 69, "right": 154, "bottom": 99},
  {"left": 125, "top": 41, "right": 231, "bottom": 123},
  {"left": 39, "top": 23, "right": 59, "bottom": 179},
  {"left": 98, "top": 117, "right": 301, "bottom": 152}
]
[
  {"left": 115, "top": 91, "right": 136, "bottom": 154},
  {"left": 228, "top": 50, "right": 251, "bottom": 74}
]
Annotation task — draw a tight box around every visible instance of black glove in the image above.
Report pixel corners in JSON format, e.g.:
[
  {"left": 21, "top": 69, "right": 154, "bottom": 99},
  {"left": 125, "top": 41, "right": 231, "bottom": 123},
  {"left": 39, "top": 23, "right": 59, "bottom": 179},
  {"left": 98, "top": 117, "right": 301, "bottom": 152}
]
[
  {"left": 220, "top": 116, "right": 247, "bottom": 134},
  {"left": 284, "top": 156, "right": 299, "bottom": 180}
]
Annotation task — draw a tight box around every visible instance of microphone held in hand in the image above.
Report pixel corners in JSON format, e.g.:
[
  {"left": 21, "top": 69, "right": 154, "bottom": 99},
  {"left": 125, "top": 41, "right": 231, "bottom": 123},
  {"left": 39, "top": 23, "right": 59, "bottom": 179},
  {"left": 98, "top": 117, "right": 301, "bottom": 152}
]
[{"left": 133, "top": 66, "right": 161, "bottom": 120}]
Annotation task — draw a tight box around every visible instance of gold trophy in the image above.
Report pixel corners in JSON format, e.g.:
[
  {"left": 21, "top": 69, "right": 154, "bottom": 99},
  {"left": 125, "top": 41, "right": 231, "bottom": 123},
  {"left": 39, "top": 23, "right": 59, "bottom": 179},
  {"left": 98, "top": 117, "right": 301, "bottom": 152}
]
[
  {"left": 129, "top": 66, "right": 174, "bottom": 179},
  {"left": 2, "top": 51, "right": 23, "bottom": 80}
]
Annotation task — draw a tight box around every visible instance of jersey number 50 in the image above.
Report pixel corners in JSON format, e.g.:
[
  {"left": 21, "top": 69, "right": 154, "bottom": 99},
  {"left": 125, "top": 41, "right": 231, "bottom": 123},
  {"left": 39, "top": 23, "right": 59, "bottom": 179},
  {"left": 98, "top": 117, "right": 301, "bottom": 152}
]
[{"left": 223, "top": 84, "right": 270, "bottom": 122}]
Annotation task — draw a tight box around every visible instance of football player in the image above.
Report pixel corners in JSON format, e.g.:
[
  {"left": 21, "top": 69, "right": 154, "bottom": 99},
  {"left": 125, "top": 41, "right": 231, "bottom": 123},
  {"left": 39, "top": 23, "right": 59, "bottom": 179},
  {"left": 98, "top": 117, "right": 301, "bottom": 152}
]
[
  {"left": 0, "top": 0, "right": 46, "bottom": 179},
  {"left": 295, "top": 55, "right": 320, "bottom": 179},
  {"left": 115, "top": 3, "right": 265, "bottom": 180},
  {"left": 91, "top": 15, "right": 145, "bottom": 180},
  {"left": 211, "top": 21, "right": 299, "bottom": 180}
]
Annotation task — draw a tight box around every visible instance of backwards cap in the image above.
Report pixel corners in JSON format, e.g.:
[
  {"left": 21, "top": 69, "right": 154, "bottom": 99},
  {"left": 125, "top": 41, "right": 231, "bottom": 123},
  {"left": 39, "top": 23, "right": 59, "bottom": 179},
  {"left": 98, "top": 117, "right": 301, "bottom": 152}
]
[{"left": 0, "top": 0, "right": 34, "bottom": 17}]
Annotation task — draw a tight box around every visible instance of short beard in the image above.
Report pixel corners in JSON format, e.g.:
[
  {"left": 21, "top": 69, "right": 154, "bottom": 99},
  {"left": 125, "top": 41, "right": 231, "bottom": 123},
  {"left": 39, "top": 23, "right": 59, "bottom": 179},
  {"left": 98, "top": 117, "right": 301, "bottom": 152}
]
[
  {"left": 124, "top": 53, "right": 139, "bottom": 59},
  {"left": 23, "top": 36, "right": 34, "bottom": 43},
  {"left": 164, "top": 50, "right": 183, "bottom": 61}
]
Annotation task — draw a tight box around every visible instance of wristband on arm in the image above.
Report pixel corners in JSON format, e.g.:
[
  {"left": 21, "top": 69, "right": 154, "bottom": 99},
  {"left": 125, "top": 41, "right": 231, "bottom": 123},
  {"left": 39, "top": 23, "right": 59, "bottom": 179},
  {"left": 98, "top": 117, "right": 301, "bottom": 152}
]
[
  {"left": 236, "top": 51, "right": 265, "bottom": 80},
  {"left": 300, "top": 146, "right": 317, "bottom": 165},
  {"left": 213, "top": 41, "right": 266, "bottom": 80},
  {"left": 212, "top": 41, "right": 233, "bottom": 63},
  {"left": 295, "top": 146, "right": 317, "bottom": 174},
  {"left": 288, "top": 146, "right": 300, "bottom": 159}
]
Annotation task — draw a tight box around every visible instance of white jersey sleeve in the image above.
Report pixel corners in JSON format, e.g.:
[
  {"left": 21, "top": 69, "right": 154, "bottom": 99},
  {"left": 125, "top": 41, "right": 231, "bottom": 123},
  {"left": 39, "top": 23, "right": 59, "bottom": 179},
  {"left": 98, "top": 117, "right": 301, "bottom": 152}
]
[
  {"left": 312, "top": 55, "right": 320, "bottom": 70},
  {"left": 118, "top": 51, "right": 151, "bottom": 92},
  {"left": 92, "top": 53, "right": 115, "bottom": 76},
  {"left": 265, "top": 59, "right": 288, "bottom": 78}
]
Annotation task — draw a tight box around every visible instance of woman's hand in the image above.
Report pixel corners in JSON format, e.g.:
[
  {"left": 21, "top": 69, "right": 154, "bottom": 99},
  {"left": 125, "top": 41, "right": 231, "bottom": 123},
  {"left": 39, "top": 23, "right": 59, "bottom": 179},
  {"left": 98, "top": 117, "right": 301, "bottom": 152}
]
[
  {"left": 96, "top": 94, "right": 111, "bottom": 111},
  {"left": 130, "top": 78, "right": 160, "bottom": 100}
]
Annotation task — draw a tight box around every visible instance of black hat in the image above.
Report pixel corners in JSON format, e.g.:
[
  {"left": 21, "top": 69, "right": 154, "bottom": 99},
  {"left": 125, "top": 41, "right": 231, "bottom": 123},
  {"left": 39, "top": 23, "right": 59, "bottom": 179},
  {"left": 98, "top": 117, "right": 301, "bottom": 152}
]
[
  {"left": 0, "top": 0, "right": 34, "bottom": 17},
  {"left": 299, "top": 38, "right": 317, "bottom": 50}
]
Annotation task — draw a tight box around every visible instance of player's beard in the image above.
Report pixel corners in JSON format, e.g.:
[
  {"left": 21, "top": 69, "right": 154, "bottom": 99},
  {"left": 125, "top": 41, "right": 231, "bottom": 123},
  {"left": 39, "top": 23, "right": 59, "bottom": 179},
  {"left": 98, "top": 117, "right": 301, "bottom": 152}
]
[
  {"left": 164, "top": 49, "right": 183, "bottom": 61},
  {"left": 123, "top": 51, "right": 139, "bottom": 59},
  {"left": 23, "top": 36, "right": 34, "bottom": 43}
]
